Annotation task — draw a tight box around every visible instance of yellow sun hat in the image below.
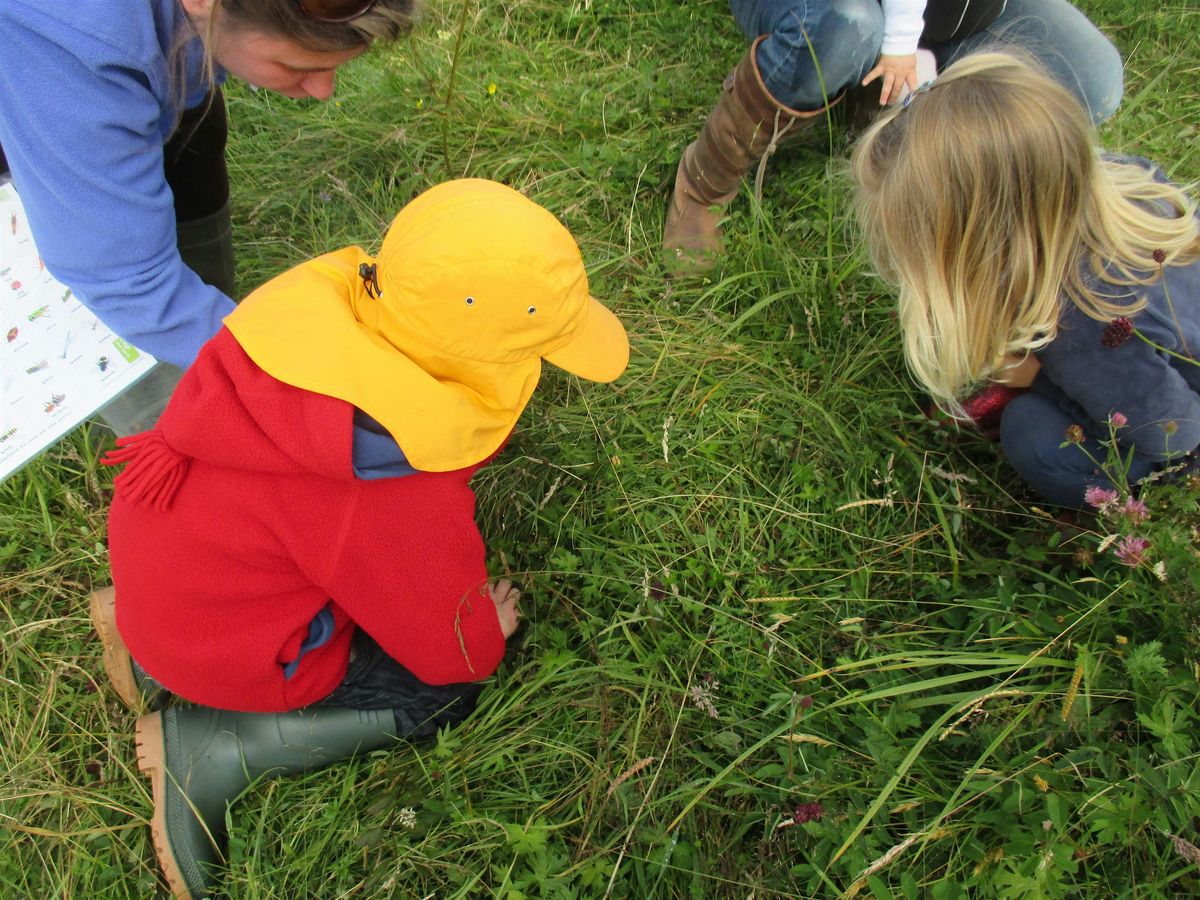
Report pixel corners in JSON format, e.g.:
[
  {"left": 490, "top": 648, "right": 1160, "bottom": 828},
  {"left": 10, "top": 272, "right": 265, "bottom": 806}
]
[{"left": 224, "top": 179, "right": 629, "bottom": 472}]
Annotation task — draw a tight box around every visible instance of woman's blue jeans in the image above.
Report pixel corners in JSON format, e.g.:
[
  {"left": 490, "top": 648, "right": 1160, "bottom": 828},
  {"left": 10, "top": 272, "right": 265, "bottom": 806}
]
[{"left": 729, "top": 0, "right": 1123, "bottom": 123}]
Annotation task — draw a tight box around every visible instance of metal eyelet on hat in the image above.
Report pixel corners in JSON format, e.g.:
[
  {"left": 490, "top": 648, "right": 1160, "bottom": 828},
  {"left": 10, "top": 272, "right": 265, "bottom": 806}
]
[
  {"left": 465, "top": 297, "right": 475, "bottom": 306},
  {"left": 527, "top": 306, "right": 536, "bottom": 315}
]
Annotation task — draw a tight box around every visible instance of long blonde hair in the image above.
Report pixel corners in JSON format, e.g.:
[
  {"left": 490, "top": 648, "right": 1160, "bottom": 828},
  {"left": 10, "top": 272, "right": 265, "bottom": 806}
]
[{"left": 850, "top": 51, "right": 1200, "bottom": 411}]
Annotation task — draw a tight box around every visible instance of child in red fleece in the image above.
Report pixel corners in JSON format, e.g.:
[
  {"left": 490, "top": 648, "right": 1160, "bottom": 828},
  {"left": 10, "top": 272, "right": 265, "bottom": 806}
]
[{"left": 92, "top": 178, "right": 629, "bottom": 900}]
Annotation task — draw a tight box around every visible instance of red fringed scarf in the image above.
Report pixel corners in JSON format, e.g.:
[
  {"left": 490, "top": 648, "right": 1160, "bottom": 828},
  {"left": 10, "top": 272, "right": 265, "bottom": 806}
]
[{"left": 102, "top": 431, "right": 190, "bottom": 512}]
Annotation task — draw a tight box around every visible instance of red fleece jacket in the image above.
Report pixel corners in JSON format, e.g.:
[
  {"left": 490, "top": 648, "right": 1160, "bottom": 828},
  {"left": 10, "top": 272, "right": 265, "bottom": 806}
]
[{"left": 106, "top": 328, "right": 505, "bottom": 712}]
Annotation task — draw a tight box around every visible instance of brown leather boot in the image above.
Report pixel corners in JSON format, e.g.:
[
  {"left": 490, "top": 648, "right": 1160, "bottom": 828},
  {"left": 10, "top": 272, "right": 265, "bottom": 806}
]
[{"left": 663, "top": 35, "right": 837, "bottom": 270}]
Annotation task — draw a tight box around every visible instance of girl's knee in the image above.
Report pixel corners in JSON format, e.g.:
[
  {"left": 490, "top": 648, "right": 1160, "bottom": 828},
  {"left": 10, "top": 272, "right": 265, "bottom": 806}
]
[
  {"left": 999, "top": 392, "right": 1084, "bottom": 476},
  {"left": 999, "top": 394, "right": 1049, "bottom": 472},
  {"left": 1000, "top": 394, "right": 1106, "bottom": 507}
]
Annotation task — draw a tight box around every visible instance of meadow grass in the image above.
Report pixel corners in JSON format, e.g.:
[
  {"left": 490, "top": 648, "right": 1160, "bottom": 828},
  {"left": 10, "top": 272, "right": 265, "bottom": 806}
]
[{"left": 2, "top": 0, "right": 1199, "bottom": 896}]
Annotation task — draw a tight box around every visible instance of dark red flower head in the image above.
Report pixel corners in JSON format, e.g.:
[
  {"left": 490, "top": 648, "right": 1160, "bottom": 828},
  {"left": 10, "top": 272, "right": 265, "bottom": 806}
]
[
  {"left": 1101, "top": 317, "right": 1133, "bottom": 348},
  {"left": 793, "top": 802, "right": 825, "bottom": 824},
  {"left": 1152, "top": 249, "right": 1167, "bottom": 265}
]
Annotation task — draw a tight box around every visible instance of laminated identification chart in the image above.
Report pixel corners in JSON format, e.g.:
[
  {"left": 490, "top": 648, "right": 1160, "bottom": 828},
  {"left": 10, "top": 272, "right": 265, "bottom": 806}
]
[{"left": 1, "top": 181, "right": 156, "bottom": 479}]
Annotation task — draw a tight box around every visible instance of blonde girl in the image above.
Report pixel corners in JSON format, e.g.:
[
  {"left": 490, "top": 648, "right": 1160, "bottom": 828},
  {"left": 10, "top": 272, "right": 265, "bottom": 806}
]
[{"left": 851, "top": 51, "right": 1200, "bottom": 507}]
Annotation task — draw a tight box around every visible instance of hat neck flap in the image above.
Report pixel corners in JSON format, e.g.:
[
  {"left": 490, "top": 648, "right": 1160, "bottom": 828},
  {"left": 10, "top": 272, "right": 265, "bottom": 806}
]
[{"left": 224, "top": 247, "right": 539, "bottom": 472}]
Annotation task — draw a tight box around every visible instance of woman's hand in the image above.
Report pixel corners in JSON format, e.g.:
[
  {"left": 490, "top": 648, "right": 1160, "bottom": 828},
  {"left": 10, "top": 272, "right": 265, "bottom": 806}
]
[
  {"left": 488, "top": 579, "right": 522, "bottom": 638},
  {"left": 862, "top": 53, "right": 919, "bottom": 105},
  {"left": 994, "top": 353, "right": 1042, "bottom": 388}
]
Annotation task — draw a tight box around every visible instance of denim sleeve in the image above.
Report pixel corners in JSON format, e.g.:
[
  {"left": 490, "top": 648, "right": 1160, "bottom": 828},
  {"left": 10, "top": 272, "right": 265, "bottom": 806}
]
[
  {"left": 1039, "top": 300, "right": 1200, "bottom": 461},
  {"left": 0, "top": 10, "right": 235, "bottom": 368}
]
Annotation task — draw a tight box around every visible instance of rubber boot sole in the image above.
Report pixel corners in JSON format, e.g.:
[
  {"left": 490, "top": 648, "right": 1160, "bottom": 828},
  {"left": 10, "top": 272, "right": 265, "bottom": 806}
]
[
  {"left": 136, "top": 712, "right": 196, "bottom": 900},
  {"left": 90, "top": 587, "right": 144, "bottom": 713}
]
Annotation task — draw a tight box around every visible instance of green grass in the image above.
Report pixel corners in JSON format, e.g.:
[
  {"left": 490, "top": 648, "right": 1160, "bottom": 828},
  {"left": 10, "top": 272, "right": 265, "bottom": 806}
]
[{"left": 3, "top": 1, "right": 1200, "bottom": 896}]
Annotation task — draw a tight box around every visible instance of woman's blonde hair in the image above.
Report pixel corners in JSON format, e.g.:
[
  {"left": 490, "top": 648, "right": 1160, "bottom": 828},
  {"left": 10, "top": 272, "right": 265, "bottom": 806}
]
[{"left": 850, "top": 51, "right": 1200, "bottom": 411}]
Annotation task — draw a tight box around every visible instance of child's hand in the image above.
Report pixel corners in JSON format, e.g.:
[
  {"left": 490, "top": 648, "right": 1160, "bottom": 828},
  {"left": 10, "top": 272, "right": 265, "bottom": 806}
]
[
  {"left": 488, "top": 579, "right": 522, "bottom": 638},
  {"left": 995, "top": 353, "right": 1042, "bottom": 388},
  {"left": 862, "top": 53, "right": 919, "bottom": 106}
]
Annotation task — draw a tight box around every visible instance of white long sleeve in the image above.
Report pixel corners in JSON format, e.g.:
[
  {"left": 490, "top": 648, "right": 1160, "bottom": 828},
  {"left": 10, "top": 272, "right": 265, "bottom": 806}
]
[{"left": 880, "top": 1, "right": 928, "bottom": 56}]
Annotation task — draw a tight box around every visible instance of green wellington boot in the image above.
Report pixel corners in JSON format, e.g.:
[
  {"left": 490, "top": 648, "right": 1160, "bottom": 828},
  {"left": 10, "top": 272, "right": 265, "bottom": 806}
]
[
  {"left": 135, "top": 705, "right": 398, "bottom": 899},
  {"left": 90, "top": 586, "right": 171, "bottom": 713},
  {"left": 174, "top": 201, "right": 236, "bottom": 299}
]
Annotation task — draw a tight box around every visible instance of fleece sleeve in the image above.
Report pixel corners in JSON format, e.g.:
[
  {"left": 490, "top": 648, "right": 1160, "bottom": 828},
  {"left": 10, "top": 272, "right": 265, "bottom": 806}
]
[
  {"left": 314, "top": 476, "right": 506, "bottom": 685},
  {"left": 0, "top": 11, "right": 234, "bottom": 367},
  {"left": 1038, "top": 302, "right": 1200, "bottom": 461}
]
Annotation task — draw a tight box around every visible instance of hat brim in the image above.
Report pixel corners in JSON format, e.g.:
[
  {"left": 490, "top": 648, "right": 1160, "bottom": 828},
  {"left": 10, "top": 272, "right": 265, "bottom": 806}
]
[{"left": 543, "top": 296, "right": 629, "bottom": 384}]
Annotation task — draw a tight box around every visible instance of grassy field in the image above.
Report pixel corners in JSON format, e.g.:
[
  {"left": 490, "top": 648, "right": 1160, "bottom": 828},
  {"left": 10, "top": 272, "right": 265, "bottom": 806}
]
[{"left": 3, "top": 1, "right": 1199, "bottom": 897}]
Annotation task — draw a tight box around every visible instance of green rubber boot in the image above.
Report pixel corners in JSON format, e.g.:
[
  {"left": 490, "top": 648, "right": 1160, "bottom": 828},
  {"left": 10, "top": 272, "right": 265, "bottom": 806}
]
[
  {"left": 174, "top": 201, "right": 236, "bottom": 299},
  {"left": 135, "top": 705, "right": 398, "bottom": 899}
]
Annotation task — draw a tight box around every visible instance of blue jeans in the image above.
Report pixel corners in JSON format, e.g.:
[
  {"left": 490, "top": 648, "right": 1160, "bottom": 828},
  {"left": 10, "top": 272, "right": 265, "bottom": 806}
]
[
  {"left": 930, "top": 0, "right": 1123, "bottom": 124},
  {"left": 999, "top": 383, "right": 1155, "bottom": 508},
  {"left": 730, "top": 0, "right": 1122, "bottom": 122},
  {"left": 731, "top": 0, "right": 883, "bottom": 110}
]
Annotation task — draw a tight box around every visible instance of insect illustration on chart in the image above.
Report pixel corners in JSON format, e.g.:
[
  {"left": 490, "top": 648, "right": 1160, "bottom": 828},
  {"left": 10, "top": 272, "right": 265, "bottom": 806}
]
[
  {"left": 96, "top": 356, "right": 109, "bottom": 373},
  {"left": 6, "top": 327, "right": 18, "bottom": 343},
  {"left": 0, "top": 427, "right": 16, "bottom": 444},
  {"left": 11, "top": 280, "right": 22, "bottom": 291},
  {"left": 44, "top": 393, "right": 65, "bottom": 414},
  {"left": 26, "top": 305, "right": 49, "bottom": 322},
  {"left": 61, "top": 288, "right": 72, "bottom": 302},
  {"left": 60, "top": 331, "right": 72, "bottom": 359},
  {"left": 9, "top": 213, "right": 16, "bottom": 235},
  {"left": 25, "top": 360, "right": 48, "bottom": 375}
]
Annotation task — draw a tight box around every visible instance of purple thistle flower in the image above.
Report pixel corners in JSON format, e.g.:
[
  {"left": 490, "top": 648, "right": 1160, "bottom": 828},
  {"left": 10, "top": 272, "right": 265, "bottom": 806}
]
[
  {"left": 1114, "top": 535, "right": 1149, "bottom": 567},
  {"left": 1109, "top": 411, "right": 1128, "bottom": 428},
  {"left": 1101, "top": 317, "right": 1134, "bottom": 348},
  {"left": 1084, "top": 486, "right": 1119, "bottom": 510}
]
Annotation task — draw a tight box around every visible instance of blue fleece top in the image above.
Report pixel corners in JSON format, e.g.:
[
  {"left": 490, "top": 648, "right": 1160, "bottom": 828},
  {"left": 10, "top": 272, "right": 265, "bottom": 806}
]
[
  {"left": 1033, "top": 158, "right": 1200, "bottom": 461},
  {"left": 0, "top": 0, "right": 231, "bottom": 368}
]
